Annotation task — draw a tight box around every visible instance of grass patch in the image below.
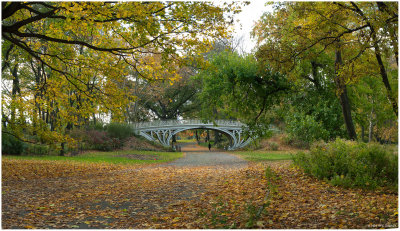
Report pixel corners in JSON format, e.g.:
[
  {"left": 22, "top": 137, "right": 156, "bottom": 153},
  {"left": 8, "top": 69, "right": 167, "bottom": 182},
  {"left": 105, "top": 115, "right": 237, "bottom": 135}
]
[
  {"left": 3, "top": 150, "right": 183, "bottom": 165},
  {"left": 235, "top": 151, "right": 293, "bottom": 162},
  {"left": 176, "top": 139, "right": 198, "bottom": 143},
  {"left": 198, "top": 141, "right": 214, "bottom": 147}
]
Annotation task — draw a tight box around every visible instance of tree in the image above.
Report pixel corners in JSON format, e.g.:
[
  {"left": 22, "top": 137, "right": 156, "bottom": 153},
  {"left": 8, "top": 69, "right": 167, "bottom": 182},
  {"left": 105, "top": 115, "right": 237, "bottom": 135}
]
[
  {"left": 252, "top": 2, "right": 398, "bottom": 140},
  {"left": 2, "top": 2, "right": 238, "bottom": 73},
  {"left": 133, "top": 64, "right": 201, "bottom": 120},
  {"left": 2, "top": 2, "right": 242, "bottom": 150},
  {"left": 196, "top": 51, "right": 290, "bottom": 136},
  {"left": 334, "top": 2, "right": 398, "bottom": 116},
  {"left": 264, "top": 51, "right": 347, "bottom": 146},
  {"left": 349, "top": 74, "right": 397, "bottom": 143}
]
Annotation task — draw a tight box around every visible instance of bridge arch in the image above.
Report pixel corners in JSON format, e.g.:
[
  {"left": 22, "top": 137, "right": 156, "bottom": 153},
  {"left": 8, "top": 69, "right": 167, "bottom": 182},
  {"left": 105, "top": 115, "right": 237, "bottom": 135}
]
[
  {"left": 132, "top": 120, "right": 254, "bottom": 150},
  {"left": 165, "top": 126, "right": 235, "bottom": 148}
]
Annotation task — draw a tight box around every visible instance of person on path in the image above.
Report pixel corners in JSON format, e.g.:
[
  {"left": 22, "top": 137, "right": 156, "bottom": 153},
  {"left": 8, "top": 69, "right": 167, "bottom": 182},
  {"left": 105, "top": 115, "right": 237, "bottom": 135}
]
[{"left": 208, "top": 142, "right": 211, "bottom": 151}]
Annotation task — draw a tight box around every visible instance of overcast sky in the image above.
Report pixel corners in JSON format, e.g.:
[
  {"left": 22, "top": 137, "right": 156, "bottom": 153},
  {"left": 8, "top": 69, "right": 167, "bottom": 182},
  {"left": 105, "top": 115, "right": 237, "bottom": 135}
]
[{"left": 232, "top": 1, "right": 273, "bottom": 53}]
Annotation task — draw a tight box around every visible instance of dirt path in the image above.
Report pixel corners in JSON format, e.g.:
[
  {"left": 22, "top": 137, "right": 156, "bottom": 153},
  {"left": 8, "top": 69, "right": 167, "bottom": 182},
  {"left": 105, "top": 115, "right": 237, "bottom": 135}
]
[{"left": 164, "top": 142, "right": 248, "bottom": 168}]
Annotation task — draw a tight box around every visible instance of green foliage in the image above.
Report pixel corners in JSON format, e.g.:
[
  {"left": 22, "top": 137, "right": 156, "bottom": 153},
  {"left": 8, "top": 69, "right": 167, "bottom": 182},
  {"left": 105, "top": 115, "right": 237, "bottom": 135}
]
[
  {"left": 25, "top": 144, "right": 50, "bottom": 155},
  {"left": 285, "top": 112, "right": 330, "bottom": 148},
  {"left": 253, "top": 2, "right": 398, "bottom": 119},
  {"left": 293, "top": 139, "right": 398, "bottom": 190},
  {"left": 253, "top": 2, "right": 398, "bottom": 141},
  {"left": 134, "top": 70, "right": 201, "bottom": 120},
  {"left": 2, "top": 132, "right": 25, "bottom": 155},
  {"left": 349, "top": 75, "right": 398, "bottom": 143},
  {"left": 196, "top": 51, "right": 290, "bottom": 137},
  {"left": 268, "top": 142, "right": 279, "bottom": 151},
  {"left": 88, "top": 122, "right": 105, "bottom": 131},
  {"left": 277, "top": 68, "right": 346, "bottom": 145},
  {"left": 105, "top": 123, "right": 133, "bottom": 141}
]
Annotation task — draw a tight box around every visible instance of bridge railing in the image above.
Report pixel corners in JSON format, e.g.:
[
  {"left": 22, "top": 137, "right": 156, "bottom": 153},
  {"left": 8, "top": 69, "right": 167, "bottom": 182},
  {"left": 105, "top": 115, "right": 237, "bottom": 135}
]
[{"left": 132, "top": 119, "right": 246, "bottom": 129}]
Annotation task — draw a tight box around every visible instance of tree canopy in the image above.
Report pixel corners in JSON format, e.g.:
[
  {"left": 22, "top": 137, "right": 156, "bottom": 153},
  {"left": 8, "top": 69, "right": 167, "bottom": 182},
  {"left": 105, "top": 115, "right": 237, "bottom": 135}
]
[
  {"left": 253, "top": 2, "right": 397, "bottom": 115},
  {"left": 252, "top": 2, "right": 398, "bottom": 140},
  {"left": 2, "top": 1, "right": 242, "bottom": 150},
  {"left": 196, "top": 50, "right": 290, "bottom": 136},
  {"left": 2, "top": 2, "right": 397, "bottom": 155}
]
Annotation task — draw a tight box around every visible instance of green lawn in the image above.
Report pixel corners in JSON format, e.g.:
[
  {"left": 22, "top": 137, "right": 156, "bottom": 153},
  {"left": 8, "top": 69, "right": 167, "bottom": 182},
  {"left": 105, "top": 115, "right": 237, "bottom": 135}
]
[
  {"left": 3, "top": 150, "right": 183, "bottom": 165},
  {"left": 176, "top": 139, "right": 198, "bottom": 143},
  {"left": 198, "top": 141, "right": 213, "bottom": 147},
  {"left": 235, "top": 151, "right": 294, "bottom": 162}
]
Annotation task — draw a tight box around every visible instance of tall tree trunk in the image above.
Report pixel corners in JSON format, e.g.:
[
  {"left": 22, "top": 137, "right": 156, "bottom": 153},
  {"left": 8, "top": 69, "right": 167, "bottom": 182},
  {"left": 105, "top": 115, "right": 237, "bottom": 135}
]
[
  {"left": 361, "top": 125, "right": 365, "bottom": 142},
  {"left": 376, "top": 2, "right": 398, "bottom": 65},
  {"left": 10, "top": 64, "right": 20, "bottom": 125},
  {"left": 387, "top": 27, "right": 398, "bottom": 66},
  {"left": 368, "top": 104, "right": 375, "bottom": 143},
  {"left": 368, "top": 118, "right": 373, "bottom": 143},
  {"left": 369, "top": 21, "right": 397, "bottom": 116},
  {"left": 60, "top": 142, "right": 65, "bottom": 156},
  {"left": 214, "top": 130, "right": 220, "bottom": 144},
  {"left": 310, "top": 61, "right": 322, "bottom": 91},
  {"left": 2, "top": 113, "right": 8, "bottom": 128},
  {"left": 335, "top": 48, "right": 357, "bottom": 140},
  {"left": 350, "top": 2, "right": 398, "bottom": 117},
  {"left": 92, "top": 112, "right": 97, "bottom": 125},
  {"left": 195, "top": 130, "right": 199, "bottom": 142},
  {"left": 372, "top": 42, "right": 398, "bottom": 117}
]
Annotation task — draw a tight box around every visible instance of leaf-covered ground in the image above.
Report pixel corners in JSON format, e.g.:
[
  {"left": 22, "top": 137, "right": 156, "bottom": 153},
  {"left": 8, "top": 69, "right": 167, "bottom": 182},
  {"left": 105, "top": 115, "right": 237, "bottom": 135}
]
[{"left": 2, "top": 151, "right": 398, "bottom": 229}]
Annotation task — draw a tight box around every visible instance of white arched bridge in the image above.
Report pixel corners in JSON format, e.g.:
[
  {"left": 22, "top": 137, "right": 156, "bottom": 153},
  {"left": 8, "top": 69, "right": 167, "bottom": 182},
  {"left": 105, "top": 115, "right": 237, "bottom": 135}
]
[{"left": 132, "top": 119, "right": 254, "bottom": 150}]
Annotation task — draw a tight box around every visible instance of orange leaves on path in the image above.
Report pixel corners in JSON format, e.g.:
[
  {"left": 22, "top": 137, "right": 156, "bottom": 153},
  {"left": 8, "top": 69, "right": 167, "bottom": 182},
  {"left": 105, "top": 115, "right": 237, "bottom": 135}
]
[{"left": 2, "top": 160, "right": 398, "bottom": 229}]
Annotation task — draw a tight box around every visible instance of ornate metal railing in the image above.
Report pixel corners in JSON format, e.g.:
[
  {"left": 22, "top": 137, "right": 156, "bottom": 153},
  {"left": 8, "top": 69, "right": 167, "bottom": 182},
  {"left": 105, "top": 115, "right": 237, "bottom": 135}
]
[{"left": 132, "top": 119, "right": 246, "bottom": 130}]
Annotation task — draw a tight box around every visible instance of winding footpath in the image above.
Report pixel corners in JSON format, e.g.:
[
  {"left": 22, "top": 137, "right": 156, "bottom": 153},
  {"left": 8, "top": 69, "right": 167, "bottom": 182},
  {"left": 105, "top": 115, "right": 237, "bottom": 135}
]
[{"left": 165, "top": 142, "right": 248, "bottom": 168}]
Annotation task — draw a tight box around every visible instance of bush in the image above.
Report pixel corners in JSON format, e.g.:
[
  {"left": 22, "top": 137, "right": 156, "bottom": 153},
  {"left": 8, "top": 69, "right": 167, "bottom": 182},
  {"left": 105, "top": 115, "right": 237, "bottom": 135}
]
[
  {"left": 285, "top": 112, "right": 329, "bottom": 148},
  {"left": 281, "top": 134, "right": 308, "bottom": 149},
  {"left": 268, "top": 142, "right": 279, "bottom": 151},
  {"left": 88, "top": 122, "right": 105, "bottom": 131},
  {"left": 69, "top": 128, "right": 87, "bottom": 141},
  {"left": 25, "top": 143, "right": 49, "bottom": 155},
  {"left": 105, "top": 123, "right": 133, "bottom": 141},
  {"left": 2, "top": 132, "right": 25, "bottom": 155},
  {"left": 85, "top": 130, "right": 114, "bottom": 151},
  {"left": 293, "top": 139, "right": 398, "bottom": 190},
  {"left": 69, "top": 124, "right": 132, "bottom": 152}
]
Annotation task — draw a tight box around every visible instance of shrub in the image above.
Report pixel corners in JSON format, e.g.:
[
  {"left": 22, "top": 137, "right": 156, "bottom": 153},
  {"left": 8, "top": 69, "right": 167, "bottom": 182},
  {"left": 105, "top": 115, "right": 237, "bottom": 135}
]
[
  {"left": 71, "top": 123, "right": 133, "bottom": 152},
  {"left": 69, "top": 128, "right": 87, "bottom": 141},
  {"left": 85, "top": 130, "right": 113, "bottom": 151},
  {"left": 2, "top": 132, "right": 25, "bottom": 155},
  {"left": 293, "top": 139, "right": 398, "bottom": 190},
  {"left": 268, "top": 142, "right": 279, "bottom": 151},
  {"left": 285, "top": 112, "right": 329, "bottom": 148},
  {"left": 25, "top": 143, "right": 49, "bottom": 155},
  {"left": 281, "top": 134, "right": 308, "bottom": 149},
  {"left": 88, "top": 122, "right": 105, "bottom": 131},
  {"left": 105, "top": 123, "right": 133, "bottom": 141}
]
